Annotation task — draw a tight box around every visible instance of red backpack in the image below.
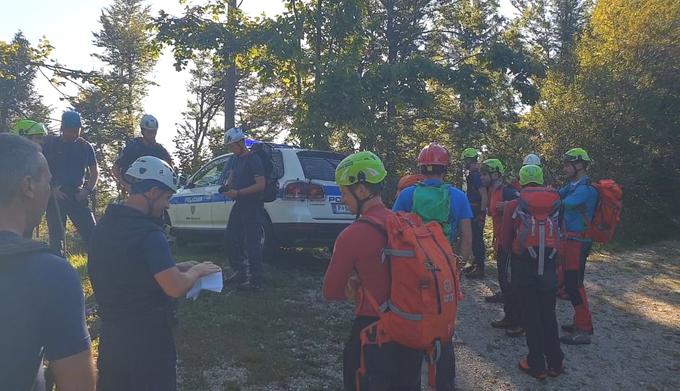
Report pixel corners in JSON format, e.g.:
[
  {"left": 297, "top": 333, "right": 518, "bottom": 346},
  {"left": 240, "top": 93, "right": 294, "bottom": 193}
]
[
  {"left": 397, "top": 174, "right": 425, "bottom": 194},
  {"left": 584, "top": 179, "right": 623, "bottom": 243},
  {"left": 512, "top": 187, "right": 561, "bottom": 275},
  {"left": 356, "top": 212, "right": 462, "bottom": 390}
]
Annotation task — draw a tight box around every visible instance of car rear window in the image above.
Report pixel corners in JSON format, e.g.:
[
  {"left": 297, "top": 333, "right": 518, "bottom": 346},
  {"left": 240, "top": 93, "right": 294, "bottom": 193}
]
[{"left": 297, "top": 150, "right": 346, "bottom": 182}]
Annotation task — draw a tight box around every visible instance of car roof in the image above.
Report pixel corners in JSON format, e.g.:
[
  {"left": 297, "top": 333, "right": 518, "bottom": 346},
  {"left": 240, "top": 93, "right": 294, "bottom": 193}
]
[{"left": 212, "top": 146, "right": 345, "bottom": 160}]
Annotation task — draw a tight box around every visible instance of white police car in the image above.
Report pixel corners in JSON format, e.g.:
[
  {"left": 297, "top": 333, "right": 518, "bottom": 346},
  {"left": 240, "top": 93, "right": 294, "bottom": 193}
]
[{"left": 167, "top": 145, "right": 353, "bottom": 253}]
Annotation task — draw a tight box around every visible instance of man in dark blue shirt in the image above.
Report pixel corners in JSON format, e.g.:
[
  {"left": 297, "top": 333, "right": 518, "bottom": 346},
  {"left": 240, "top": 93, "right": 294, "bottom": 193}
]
[
  {"left": 461, "top": 147, "right": 488, "bottom": 279},
  {"left": 220, "top": 127, "right": 266, "bottom": 290},
  {"left": 42, "top": 111, "right": 98, "bottom": 255},
  {"left": 88, "top": 156, "right": 220, "bottom": 391},
  {"left": 111, "top": 114, "right": 174, "bottom": 189},
  {"left": 0, "top": 133, "right": 95, "bottom": 391}
]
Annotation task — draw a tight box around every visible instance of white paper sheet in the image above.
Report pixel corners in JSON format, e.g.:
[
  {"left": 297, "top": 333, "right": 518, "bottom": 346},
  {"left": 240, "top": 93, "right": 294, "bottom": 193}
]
[{"left": 186, "top": 271, "right": 223, "bottom": 300}]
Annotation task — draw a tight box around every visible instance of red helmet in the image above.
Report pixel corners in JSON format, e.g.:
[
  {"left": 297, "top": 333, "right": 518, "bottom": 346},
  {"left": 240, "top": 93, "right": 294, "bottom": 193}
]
[{"left": 417, "top": 143, "right": 450, "bottom": 166}]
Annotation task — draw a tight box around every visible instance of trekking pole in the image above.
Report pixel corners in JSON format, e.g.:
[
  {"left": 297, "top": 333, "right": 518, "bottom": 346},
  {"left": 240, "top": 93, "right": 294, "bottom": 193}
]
[
  {"left": 90, "top": 190, "right": 98, "bottom": 220},
  {"left": 51, "top": 194, "right": 67, "bottom": 256}
]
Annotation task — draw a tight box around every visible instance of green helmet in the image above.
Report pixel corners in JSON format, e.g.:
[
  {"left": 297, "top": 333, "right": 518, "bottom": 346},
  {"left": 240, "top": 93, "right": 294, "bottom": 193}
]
[
  {"left": 461, "top": 147, "right": 479, "bottom": 160},
  {"left": 481, "top": 158, "right": 505, "bottom": 175},
  {"left": 335, "top": 151, "right": 387, "bottom": 186},
  {"left": 563, "top": 148, "right": 591, "bottom": 162},
  {"left": 519, "top": 164, "right": 544, "bottom": 186},
  {"left": 12, "top": 119, "right": 47, "bottom": 137}
]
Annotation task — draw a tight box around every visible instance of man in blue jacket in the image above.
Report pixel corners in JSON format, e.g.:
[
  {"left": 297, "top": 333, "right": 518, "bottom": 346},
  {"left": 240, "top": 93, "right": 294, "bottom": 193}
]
[{"left": 558, "top": 148, "right": 598, "bottom": 345}]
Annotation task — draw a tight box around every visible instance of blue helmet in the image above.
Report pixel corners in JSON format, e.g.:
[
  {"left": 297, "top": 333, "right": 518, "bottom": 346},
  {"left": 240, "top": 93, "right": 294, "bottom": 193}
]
[{"left": 61, "top": 111, "right": 82, "bottom": 129}]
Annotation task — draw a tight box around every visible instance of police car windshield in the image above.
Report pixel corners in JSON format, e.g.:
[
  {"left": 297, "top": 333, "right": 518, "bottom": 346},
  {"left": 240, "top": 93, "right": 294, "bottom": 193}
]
[{"left": 297, "top": 151, "right": 345, "bottom": 182}]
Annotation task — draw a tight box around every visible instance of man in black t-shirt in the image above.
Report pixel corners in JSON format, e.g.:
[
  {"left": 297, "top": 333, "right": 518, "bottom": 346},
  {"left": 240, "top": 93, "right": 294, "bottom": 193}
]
[
  {"left": 112, "top": 114, "right": 173, "bottom": 189},
  {"left": 89, "top": 156, "right": 220, "bottom": 390},
  {"left": 220, "top": 127, "right": 266, "bottom": 290}
]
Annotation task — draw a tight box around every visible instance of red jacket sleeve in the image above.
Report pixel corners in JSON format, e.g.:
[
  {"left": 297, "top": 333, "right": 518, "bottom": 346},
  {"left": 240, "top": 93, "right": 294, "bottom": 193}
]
[
  {"left": 322, "top": 227, "right": 356, "bottom": 300},
  {"left": 500, "top": 199, "right": 518, "bottom": 253}
]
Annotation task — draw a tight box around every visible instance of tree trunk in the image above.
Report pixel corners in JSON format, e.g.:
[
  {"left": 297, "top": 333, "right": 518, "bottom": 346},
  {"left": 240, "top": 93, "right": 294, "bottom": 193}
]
[{"left": 224, "top": 0, "right": 238, "bottom": 130}]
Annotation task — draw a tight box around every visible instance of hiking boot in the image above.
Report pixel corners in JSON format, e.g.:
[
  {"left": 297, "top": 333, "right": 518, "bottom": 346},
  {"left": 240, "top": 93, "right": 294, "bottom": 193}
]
[
  {"left": 506, "top": 326, "right": 525, "bottom": 337},
  {"left": 466, "top": 267, "right": 485, "bottom": 279},
  {"left": 491, "top": 318, "right": 513, "bottom": 329},
  {"left": 518, "top": 359, "right": 547, "bottom": 380},
  {"left": 561, "top": 324, "right": 594, "bottom": 335},
  {"left": 224, "top": 271, "right": 248, "bottom": 285},
  {"left": 237, "top": 280, "right": 263, "bottom": 291},
  {"left": 547, "top": 364, "right": 566, "bottom": 378},
  {"left": 560, "top": 329, "right": 592, "bottom": 345},
  {"left": 485, "top": 291, "right": 504, "bottom": 303}
]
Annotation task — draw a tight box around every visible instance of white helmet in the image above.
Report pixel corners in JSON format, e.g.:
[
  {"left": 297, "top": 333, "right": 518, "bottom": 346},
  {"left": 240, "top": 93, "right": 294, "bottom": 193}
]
[
  {"left": 224, "top": 127, "right": 246, "bottom": 146},
  {"left": 140, "top": 114, "right": 159, "bottom": 131},
  {"left": 125, "top": 156, "right": 177, "bottom": 192},
  {"left": 523, "top": 153, "right": 542, "bottom": 166}
]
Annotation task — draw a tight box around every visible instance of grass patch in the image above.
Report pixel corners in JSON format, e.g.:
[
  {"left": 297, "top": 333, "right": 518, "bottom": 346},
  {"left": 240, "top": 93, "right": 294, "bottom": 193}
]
[
  {"left": 45, "top": 238, "right": 358, "bottom": 389},
  {"left": 172, "top": 245, "right": 352, "bottom": 390}
]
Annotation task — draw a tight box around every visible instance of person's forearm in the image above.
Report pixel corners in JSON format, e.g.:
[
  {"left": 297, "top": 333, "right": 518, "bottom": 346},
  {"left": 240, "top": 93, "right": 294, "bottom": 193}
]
[
  {"left": 459, "top": 222, "right": 473, "bottom": 261},
  {"left": 176, "top": 267, "right": 203, "bottom": 295},
  {"left": 238, "top": 182, "right": 266, "bottom": 196},
  {"left": 51, "top": 349, "right": 96, "bottom": 391}
]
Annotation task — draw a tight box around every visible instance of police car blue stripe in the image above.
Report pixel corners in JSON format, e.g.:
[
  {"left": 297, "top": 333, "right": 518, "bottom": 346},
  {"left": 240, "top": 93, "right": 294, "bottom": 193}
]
[{"left": 170, "top": 185, "right": 341, "bottom": 204}]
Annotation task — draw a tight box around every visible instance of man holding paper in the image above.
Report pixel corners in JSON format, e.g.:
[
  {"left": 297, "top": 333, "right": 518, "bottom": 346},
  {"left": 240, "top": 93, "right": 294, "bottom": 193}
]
[{"left": 88, "top": 156, "right": 221, "bottom": 391}]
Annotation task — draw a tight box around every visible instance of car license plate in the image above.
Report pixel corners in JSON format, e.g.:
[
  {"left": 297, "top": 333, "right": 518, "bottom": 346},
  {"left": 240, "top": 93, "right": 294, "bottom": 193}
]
[{"left": 332, "top": 203, "right": 351, "bottom": 214}]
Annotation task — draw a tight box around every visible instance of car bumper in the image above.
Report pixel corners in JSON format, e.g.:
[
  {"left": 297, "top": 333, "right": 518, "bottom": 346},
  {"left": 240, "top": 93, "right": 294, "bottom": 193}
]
[{"left": 272, "top": 222, "right": 350, "bottom": 247}]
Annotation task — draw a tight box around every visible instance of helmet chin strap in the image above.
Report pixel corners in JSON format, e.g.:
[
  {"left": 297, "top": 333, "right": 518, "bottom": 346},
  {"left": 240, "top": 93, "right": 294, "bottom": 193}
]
[
  {"left": 569, "top": 162, "right": 586, "bottom": 178},
  {"left": 142, "top": 193, "right": 162, "bottom": 218},
  {"left": 349, "top": 186, "right": 375, "bottom": 220}
]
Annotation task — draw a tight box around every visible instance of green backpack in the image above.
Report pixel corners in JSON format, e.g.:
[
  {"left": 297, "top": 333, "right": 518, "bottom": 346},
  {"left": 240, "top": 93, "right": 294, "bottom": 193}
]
[{"left": 412, "top": 183, "right": 452, "bottom": 238}]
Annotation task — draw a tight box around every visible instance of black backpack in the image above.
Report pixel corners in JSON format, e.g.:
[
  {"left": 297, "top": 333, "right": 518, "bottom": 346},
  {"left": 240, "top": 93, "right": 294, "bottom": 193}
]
[{"left": 250, "top": 142, "right": 279, "bottom": 202}]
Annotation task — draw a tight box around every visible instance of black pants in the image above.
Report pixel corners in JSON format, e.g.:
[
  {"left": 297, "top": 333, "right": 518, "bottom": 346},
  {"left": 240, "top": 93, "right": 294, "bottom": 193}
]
[
  {"left": 46, "top": 193, "right": 95, "bottom": 254},
  {"left": 513, "top": 252, "right": 563, "bottom": 372},
  {"left": 436, "top": 342, "right": 456, "bottom": 391},
  {"left": 97, "top": 310, "right": 177, "bottom": 391},
  {"left": 471, "top": 212, "right": 486, "bottom": 271},
  {"left": 343, "top": 317, "right": 422, "bottom": 391},
  {"left": 225, "top": 202, "right": 265, "bottom": 285},
  {"left": 499, "top": 249, "right": 522, "bottom": 326}
]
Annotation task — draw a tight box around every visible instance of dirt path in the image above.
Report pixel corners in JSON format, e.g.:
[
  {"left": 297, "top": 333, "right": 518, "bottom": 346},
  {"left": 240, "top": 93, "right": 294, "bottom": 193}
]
[
  {"left": 176, "top": 241, "right": 680, "bottom": 390},
  {"left": 454, "top": 241, "right": 680, "bottom": 391}
]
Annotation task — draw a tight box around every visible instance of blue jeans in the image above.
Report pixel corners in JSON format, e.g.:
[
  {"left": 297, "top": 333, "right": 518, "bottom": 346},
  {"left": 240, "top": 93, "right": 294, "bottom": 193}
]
[{"left": 225, "top": 202, "right": 265, "bottom": 285}]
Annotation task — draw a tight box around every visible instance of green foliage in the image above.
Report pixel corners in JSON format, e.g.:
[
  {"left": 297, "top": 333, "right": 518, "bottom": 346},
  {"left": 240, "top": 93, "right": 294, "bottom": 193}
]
[
  {"left": 0, "top": 32, "right": 52, "bottom": 131},
  {"left": 174, "top": 56, "right": 225, "bottom": 176},
  {"left": 71, "top": 0, "right": 159, "bottom": 195},
  {"left": 526, "top": 0, "right": 680, "bottom": 243}
]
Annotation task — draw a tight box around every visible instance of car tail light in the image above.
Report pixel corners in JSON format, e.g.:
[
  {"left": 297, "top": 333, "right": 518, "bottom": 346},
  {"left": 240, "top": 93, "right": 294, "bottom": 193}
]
[
  {"left": 283, "top": 181, "right": 326, "bottom": 201},
  {"left": 284, "top": 182, "right": 307, "bottom": 200},
  {"left": 306, "top": 183, "right": 325, "bottom": 200}
]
